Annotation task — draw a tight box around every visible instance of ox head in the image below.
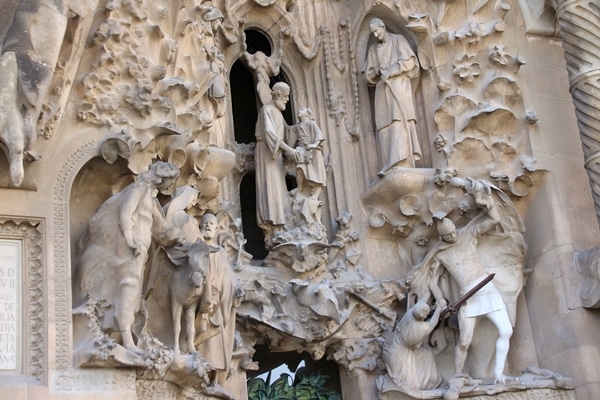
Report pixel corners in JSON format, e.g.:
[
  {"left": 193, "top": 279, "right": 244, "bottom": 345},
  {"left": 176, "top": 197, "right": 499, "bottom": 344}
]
[{"left": 165, "top": 240, "right": 220, "bottom": 288}]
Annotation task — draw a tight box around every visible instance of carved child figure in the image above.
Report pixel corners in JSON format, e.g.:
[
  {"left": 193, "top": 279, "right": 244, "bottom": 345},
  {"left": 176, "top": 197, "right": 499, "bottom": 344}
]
[{"left": 290, "top": 106, "right": 327, "bottom": 200}]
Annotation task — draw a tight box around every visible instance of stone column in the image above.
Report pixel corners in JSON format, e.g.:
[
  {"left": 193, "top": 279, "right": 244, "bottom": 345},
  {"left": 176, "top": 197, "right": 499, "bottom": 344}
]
[
  {"left": 554, "top": 1, "right": 600, "bottom": 308},
  {"left": 555, "top": 0, "right": 600, "bottom": 227}
]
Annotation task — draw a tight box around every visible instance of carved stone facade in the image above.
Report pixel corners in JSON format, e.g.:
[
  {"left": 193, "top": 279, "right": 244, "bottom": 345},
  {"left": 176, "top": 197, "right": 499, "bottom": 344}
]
[{"left": 0, "top": 0, "right": 599, "bottom": 399}]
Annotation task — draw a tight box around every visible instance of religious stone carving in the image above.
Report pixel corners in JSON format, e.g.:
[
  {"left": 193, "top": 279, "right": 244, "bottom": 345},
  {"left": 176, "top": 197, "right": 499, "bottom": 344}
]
[
  {"left": 167, "top": 241, "right": 215, "bottom": 357},
  {"left": 363, "top": 18, "right": 422, "bottom": 175},
  {"left": 195, "top": 213, "right": 240, "bottom": 398},
  {"left": 73, "top": 161, "right": 183, "bottom": 356},
  {"left": 281, "top": 0, "right": 323, "bottom": 61},
  {"left": 72, "top": 162, "right": 245, "bottom": 397},
  {"left": 0, "top": 0, "right": 94, "bottom": 187},
  {"left": 0, "top": 0, "right": 588, "bottom": 398},
  {"left": 380, "top": 301, "right": 443, "bottom": 394},
  {"left": 328, "top": 211, "right": 361, "bottom": 276},
  {"left": 242, "top": 34, "right": 283, "bottom": 106},
  {"left": 369, "top": 171, "right": 573, "bottom": 399},
  {"left": 254, "top": 82, "right": 298, "bottom": 248},
  {"left": 322, "top": 20, "right": 361, "bottom": 139},
  {"left": 403, "top": 0, "right": 537, "bottom": 199},
  {"left": 410, "top": 211, "right": 515, "bottom": 384},
  {"left": 290, "top": 107, "right": 327, "bottom": 201},
  {"left": 140, "top": 206, "right": 241, "bottom": 399}
]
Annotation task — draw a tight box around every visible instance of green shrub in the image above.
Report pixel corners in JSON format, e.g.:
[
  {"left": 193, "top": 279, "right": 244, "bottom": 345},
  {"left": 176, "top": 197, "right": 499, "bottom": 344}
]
[{"left": 247, "top": 371, "right": 342, "bottom": 400}]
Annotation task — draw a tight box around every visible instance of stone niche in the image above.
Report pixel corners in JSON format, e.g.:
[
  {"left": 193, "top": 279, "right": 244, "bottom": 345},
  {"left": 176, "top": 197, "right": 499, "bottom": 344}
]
[{"left": 0, "top": 0, "right": 598, "bottom": 400}]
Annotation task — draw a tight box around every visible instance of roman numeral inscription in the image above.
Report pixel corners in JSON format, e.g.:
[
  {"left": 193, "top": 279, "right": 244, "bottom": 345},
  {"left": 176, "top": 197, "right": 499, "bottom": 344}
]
[{"left": 0, "top": 240, "right": 20, "bottom": 371}]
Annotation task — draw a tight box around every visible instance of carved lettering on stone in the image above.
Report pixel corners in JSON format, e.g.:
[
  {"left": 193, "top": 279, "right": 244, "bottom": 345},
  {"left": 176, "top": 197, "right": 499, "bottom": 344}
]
[
  {"left": 53, "top": 370, "right": 136, "bottom": 392},
  {"left": 0, "top": 218, "right": 44, "bottom": 380},
  {"left": 0, "top": 240, "right": 20, "bottom": 371}
]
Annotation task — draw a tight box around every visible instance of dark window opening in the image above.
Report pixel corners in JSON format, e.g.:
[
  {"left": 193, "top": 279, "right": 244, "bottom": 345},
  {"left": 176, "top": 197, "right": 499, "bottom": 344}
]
[
  {"left": 240, "top": 173, "right": 268, "bottom": 260},
  {"left": 285, "top": 174, "right": 297, "bottom": 192},
  {"left": 231, "top": 60, "right": 259, "bottom": 144},
  {"left": 244, "top": 29, "right": 272, "bottom": 56}
]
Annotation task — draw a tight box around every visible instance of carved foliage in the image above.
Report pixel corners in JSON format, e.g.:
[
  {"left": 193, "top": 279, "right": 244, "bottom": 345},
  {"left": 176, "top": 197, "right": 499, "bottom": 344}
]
[
  {"left": 75, "top": 2, "right": 228, "bottom": 149},
  {"left": 411, "top": 0, "right": 538, "bottom": 196}
]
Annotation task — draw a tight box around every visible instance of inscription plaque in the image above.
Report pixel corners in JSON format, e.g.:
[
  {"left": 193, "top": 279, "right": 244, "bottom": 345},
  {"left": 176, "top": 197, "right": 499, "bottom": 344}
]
[{"left": 0, "top": 240, "right": 21, "bottom": 371}]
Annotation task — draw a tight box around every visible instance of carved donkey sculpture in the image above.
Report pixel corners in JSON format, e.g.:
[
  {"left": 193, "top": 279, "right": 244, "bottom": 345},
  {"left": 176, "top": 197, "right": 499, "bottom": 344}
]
[{"left": 166, "top": 240, "right": 218, "bottom": 355}]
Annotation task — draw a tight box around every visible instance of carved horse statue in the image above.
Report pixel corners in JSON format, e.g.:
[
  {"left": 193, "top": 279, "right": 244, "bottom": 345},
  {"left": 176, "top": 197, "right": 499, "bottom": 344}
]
[{"left": 166, "top": 240, "right": 218, "bottom": 355}]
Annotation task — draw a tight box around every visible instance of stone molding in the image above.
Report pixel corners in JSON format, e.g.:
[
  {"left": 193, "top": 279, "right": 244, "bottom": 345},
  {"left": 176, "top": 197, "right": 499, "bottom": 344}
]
[
  {"left": 0, "top": 216, "right": 45, "bottom": 381},
  {"left": 52, "top": 141, "right": 97, "bottom": 371},
  {"left": 52, "top": 369, "right": 136, "bottom": 393}
]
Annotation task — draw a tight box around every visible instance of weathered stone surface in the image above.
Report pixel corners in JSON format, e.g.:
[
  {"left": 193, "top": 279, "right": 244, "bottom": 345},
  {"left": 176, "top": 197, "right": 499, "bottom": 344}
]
[{"left": 1, "top": 0, "right": 600, "bottom": 399}]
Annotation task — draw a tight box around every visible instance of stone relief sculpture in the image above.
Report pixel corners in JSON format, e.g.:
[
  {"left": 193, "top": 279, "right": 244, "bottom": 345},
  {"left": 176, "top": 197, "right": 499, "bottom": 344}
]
[
  {"left": 74, "top": 161, "right": 182, "bottom": 356},
  {"left": 363, "top": 18, "right": 422, "bottom": 175},
  {"left": 399, "top": 0, "right": 538, "bottom": 200},
  {"left": 0, "top": 0, "right": 93, "bottom": 187},
  {"left": 289, "top": 106, "right": 327, "bottom": 201},
  {"left": 254, "top": 82, "right": 298, "bottom": 248},
  {"left": 242, "top": 34, "right": 284, "bottom": 106},
  {"left": 73, "top": 164, "right": 241, "bottom": 397},
  {"left": 329, "top": 211, "right": 361, "bottom": 275},
  {"left": 410, "top": 211, "right": 515, "bottom": 385},
  {"left": 162, "top": 185, "right": 202, "bottom": 243},
  {"left": 369, "top": 171, "right": 572, "bottom": 399},
  {"left": 0, "top": 0, "right": 570, "bottom": 398},
  {"left": 194, "top": 213, "right": 239, "bottom": 397},
  {"left": 380, "top": 301, "right": 443, "bottom": 393},
  {"left": 167, "top": 240, "right": 215, "bottom": 357}
]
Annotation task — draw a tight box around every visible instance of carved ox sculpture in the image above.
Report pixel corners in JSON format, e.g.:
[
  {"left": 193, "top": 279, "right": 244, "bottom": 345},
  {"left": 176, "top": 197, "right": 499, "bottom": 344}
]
[{"left": 166, "top": 240, "right": 218, "bottom": 355}]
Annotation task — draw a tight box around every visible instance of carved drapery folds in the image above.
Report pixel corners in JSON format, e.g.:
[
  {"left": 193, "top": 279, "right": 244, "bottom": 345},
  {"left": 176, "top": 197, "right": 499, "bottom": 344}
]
[
  {"left": 70, "top": 1, "right": 241, "bottom": 397},
  {"left": 359, "top": 1, "right": 572, "bottom": 398},
  {"left": 7, "top": 0, "right": 572, "bottom": 398}
]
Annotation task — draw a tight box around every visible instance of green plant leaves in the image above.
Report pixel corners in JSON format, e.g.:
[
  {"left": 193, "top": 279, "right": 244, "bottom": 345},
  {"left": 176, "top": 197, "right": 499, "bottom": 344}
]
[{"left": 247, "top": 372, "right": 341, "bottom": 400}]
